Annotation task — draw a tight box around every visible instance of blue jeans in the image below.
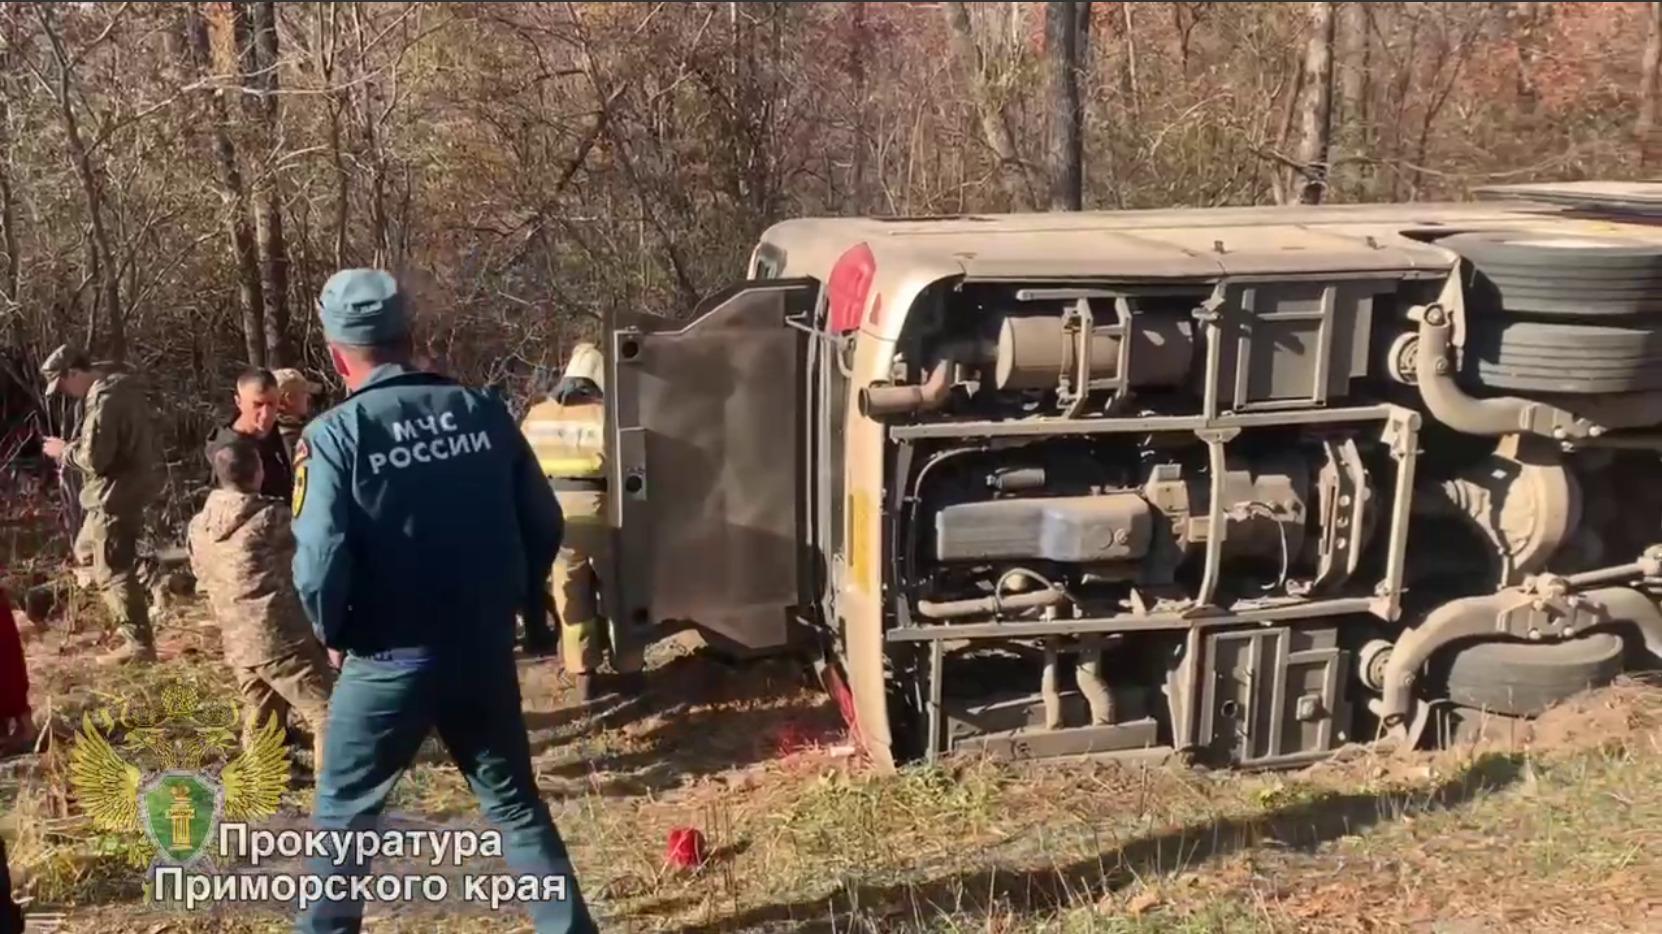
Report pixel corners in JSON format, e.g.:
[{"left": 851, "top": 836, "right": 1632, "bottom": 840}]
[{"left": 294, "top": 652, "right": 598, "bottom": 933}]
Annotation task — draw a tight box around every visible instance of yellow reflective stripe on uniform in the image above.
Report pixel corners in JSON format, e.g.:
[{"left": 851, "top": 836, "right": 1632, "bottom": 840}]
[
  {"left": 522, "top": 400, "right": 606, "bottom": 479},
  {"left": 538, "top": 455, "right": 604, "bottom": 478}
]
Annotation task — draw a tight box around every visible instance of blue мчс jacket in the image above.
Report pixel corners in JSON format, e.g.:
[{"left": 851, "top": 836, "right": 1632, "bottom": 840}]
[{"left": 291, "top": 363, "right": 564, "bottom": 658}]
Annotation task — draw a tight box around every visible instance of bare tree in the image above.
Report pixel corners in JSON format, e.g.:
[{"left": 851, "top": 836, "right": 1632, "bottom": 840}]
[
  {"left": 0, "top": 8, "right": 21, "bottom": 312},
  {"left": 566, "top": 2, "right": 702, "bottom": 308},
  {"left": 1336, "top": 1, "right": 1370, "bottom": 199},
  {"left": 0, "top": 0, "right": 1653, "bottom": 546},
  {"left": 1640, "top": 2, "right": 1662, "bottom": 168},
  {"left": 943, "top": 0, "right": 1039, "bottom": 210},
  {"left": 847, "top": 1, "right": 869, "bottom": 214},
  {"left": 248, "top": 0, "right": 291, "bottom": 366},
  {"left": 184, "top": 2, "right": 264, "bottom": 367},
  {"left": 1287, "top": 1, "right": 1337, "bottom": 204},
  {"left": 1406, "top": 5, "right": 1495, "bottom": 199},
  {"left": 312, "top": 3, "right": 352, "bottom": 269},
  {"left": 350, "top": 3, "right": 401, "bottom": 266},
  {"left": 34, "top": 4, "right": 126, "bottom": 359},
  {"left": 1120, "top": 1, "right": 1139, "bottom": 118},
  {"left": 1509, "top": 2, "right": 1548, "bottom": 115},
  {"left": 1045, "top": 1, "right": 1091, "bottom": 211}
]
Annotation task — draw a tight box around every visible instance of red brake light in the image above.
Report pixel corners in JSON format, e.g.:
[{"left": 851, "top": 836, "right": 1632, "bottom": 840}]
[{"left": 827, "top": 242, "right": 876, "bottom": 335}]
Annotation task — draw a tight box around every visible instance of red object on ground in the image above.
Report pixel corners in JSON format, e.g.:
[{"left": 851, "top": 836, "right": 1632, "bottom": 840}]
[
  {"left": 0, "top": 584, "right": 28, "bottom": 720},
  {"left": 665, "top": 827, "right": 707, "bottom": 869}
]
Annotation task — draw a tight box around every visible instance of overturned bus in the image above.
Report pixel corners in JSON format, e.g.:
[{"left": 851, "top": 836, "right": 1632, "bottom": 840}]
[{"left": 600, "top": 180, "right": 1662, "bottom": 771}]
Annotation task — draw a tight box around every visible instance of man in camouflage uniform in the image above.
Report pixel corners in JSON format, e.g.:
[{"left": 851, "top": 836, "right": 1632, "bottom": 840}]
[
  {"left": 189, "top": 440, "right": 333, "bottom": 773},
  {"left": 272, "top": 367, "right": 322, "bottom": 464},
  {"left": 40, "top": 345, "right": 161, "bottom": 665}
]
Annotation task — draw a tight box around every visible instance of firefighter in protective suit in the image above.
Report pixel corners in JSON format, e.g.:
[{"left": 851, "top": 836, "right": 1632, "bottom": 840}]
[{"left": 520, "top": 344, "right": 645, "bottom": 702}]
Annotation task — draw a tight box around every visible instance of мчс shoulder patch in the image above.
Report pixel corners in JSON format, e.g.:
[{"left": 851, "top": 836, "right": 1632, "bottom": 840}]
[
  {"left": 291, "top": 436, "right": 311, "bottom": 517},
  {"left": 292, "top": 461, "right": 308, "bottom": 518}
]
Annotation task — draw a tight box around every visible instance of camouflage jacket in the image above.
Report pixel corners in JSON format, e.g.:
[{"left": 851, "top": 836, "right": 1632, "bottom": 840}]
[
  {"left": 67, "top": 369, "right": 162, "bottom": 516},
  {"left": 276, "top": 416, "right": 306, "bottom": 465},
  {"left": 187, "top": 489, "right": 315, "bottom": 668}
]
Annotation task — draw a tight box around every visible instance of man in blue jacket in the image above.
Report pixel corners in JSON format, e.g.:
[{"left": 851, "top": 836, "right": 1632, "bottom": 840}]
[{"left": 292, "top": 269, "right": 596, "bottom": 933}]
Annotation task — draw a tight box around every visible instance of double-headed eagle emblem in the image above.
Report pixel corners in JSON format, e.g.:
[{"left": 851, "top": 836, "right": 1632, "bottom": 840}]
[{"left": 68, "top": 681, "right": 292, "bottom": 866}]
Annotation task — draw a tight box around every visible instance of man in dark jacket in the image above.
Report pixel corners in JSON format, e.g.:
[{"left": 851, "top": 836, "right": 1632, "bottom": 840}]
[
  {"left": 204, "top": 368, "right": 292, "bottom": 500},
  {"left": 292, "top": 269, "right": 592, "bottom": 933}
]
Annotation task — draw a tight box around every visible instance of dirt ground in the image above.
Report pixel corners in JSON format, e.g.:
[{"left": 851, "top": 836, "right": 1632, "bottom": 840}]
[{"left": 7, "top": 552, "right": 1662, "bottom": 933}]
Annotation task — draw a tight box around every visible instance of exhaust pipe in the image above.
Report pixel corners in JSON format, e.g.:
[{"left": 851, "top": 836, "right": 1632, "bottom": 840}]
[{"left": 859, "top": 357, "right": 955, "bottom": 418}]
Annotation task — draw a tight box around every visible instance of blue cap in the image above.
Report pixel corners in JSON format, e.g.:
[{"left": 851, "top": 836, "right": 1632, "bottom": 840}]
[{"left": 318, "top": 269, "right": 409, "bottom": 346}]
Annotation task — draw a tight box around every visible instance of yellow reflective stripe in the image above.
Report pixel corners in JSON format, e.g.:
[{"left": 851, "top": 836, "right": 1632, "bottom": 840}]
[
  {"left": 524, "top": 421, "right": 600, "bottom": 436},
  {"left": 849, "top": 491, "right": 874, "bottom": 594},
  {"left": 539, "top": 455, "right": 604, "bottom": 477}
]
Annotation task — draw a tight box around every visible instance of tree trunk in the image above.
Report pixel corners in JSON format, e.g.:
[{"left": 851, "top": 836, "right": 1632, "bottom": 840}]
[
  {"left": 727, "top": 1, "right": 747, "bottom": 214},
  {"left": 1172, "top": 2, "right": 1199, "bottom": 76},
  {"left": 1639, "top": 2, "right": 1662, "bottom": 168},
  {"left": 304, "top": 4, "right": 352, "bottom": 268},
  {"left": 351, "top": 4, "right": 391, "bottom": 263},
  {"left": 1270, "top": 46, "right": 1305, "bottom": 206},
  {"left": 943, "top": 0, "right": 1038, "bottom": 211},
  {"left": 0, "top": 33, "right": 19, "bottom": 311},
  {"left": 1121, "top": 1, "right": 1139, "bottom": 118},
  {"left": 1289, "top": 2, "right": 1337, "bottom": 205},
  {"left": 249, "top": 0, "right": 290, "bottom": 366},
  {"left": 0, "top": 108, "right": 16, "bottom": 311},
  {"left": 185, "top": 3, "right": 264, "bottom": 367},
  {"left": 1045, "top": 1, "right": 1090, "bottom": 211},
  {"left": 1511, "top": 2, "right": 1546, "bottom": 116},
  {"left": 252, "top": 181, "right": 290, "bottom": 365},
  {"left": 233, "top": 1, "right": 257, "bottom": 85},
  {"left": 39, "top": 6, "right": 124, "bottom": 360},
  {"left": 848, "top": 1, "right": 869, "bottom": 214},
  {"left": 1336, "top": 1, "right": 1369, "bottom": 199}
]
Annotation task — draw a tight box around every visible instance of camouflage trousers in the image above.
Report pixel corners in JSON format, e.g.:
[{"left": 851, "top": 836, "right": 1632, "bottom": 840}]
[
  {"left": 72, "top": 508, "right": 152, "bottom": 648},
  {"left": 550, "top": 490, "right": 642, "bottom": 677},
  {"left": 234, "top": 642, "right": 335, "bottom": 775}
]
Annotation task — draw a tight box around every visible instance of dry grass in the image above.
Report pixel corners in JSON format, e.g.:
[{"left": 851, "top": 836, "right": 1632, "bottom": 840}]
[
  {"left": 10, "top": 657, "right": 1662, "bottom": 933},
  {"left": 8, "top": 506, "right": 1662, "bottom": 932}
]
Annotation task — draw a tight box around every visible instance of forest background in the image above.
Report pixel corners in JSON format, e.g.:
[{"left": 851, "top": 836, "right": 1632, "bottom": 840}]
[{"left": 1, "top": 1, "right": 1658, "bottom": 530}]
